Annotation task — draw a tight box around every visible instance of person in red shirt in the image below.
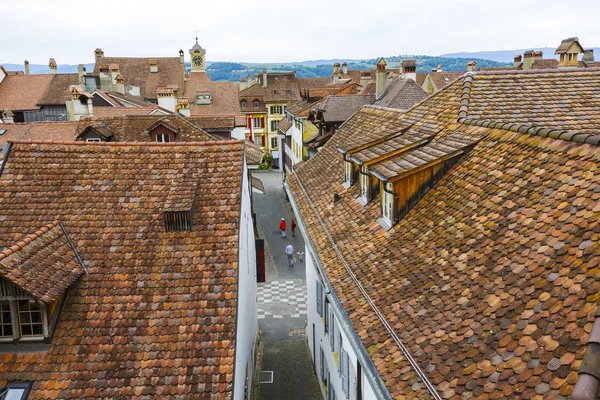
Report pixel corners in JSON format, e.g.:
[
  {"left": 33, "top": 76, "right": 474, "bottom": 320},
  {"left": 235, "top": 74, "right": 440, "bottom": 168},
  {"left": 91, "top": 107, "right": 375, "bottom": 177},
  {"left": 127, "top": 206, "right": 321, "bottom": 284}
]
[
  {"left": 291, "top": 220, "right": 297, "bottom": 237},
  {"left": 279, "top": 218, "right": 287, "bottom": 238}
]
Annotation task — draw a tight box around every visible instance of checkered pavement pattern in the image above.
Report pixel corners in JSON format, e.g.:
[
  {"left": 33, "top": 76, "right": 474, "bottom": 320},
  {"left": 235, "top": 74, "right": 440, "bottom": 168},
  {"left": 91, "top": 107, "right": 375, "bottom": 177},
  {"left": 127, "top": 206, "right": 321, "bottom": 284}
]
[{"left": 257, "top": 280, "right": 308, "bottom": 319}]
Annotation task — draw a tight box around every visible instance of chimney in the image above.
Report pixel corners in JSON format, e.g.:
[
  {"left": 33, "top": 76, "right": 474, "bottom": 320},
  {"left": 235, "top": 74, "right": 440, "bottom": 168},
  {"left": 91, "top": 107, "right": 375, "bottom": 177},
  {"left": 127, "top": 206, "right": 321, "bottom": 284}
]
[
  {"left": 239, "top": 77, "right": 247, "bottom": 91},
  {"left": 375, "top": 58, "right": 387, "bottom": 99},
  {"left": 24, "top": 60, "right": 30, "bottom": 75},
  {"left": 359, "top": 71, "right": 371, "bottom": 87},
  {"left": 149, "top": 59, "right": 158, "bottom": 73},
  {"left": 467, "top": 61, "right": 477, "bottom": 72},
  {"left": 179, "top": 49, "right": 184, "bottom": 64},
  {"left": 177, "top": 98, "right": 190, "bottom": 117},
  {"left": 1, "top": 110, "right": 14, "bottom": 124},
  {"left": 94, "top": 48, "right": 104, "bottom": 60},
  {"left": 157, "top": 87, "right": 176, "bottom": 112},
  {"left": 400, "top": 60, "right": 417, "bottom": 82},
  {"left": 49, "top": 58, "right": 58, "bottom": 74},
  {"left": 513, "top": 54, "right": 522, "bottom": 69},
  {"left": 115, "top": 74, "right": 125, "bottom": 94},
  {"left": 437, "top": 64, "right": 443, "bottom": 73},
  {"left": 262, "top": 69, "right": 268, "bottom": 88},
  {"left": 342, "top": 62, "right": 348, "bottom": 75},
  {"left": 583, "top": 49, "right": 595, "bottom": 63},
  {"left": 522, "top": 50, "right": 542, "bottom": 70},
  {"left": 78, "top": 64, "right": 86, "bottom": 88}
]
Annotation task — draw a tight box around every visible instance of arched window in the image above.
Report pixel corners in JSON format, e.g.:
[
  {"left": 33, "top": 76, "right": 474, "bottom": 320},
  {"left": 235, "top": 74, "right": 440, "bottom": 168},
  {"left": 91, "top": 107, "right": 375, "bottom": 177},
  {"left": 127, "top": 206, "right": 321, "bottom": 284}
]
[
  {"left": 241, "top": 100, "right": 247, "bottom": 109},
  {"left": 253, "top": 100, "right": 260, "bottom": 108}
]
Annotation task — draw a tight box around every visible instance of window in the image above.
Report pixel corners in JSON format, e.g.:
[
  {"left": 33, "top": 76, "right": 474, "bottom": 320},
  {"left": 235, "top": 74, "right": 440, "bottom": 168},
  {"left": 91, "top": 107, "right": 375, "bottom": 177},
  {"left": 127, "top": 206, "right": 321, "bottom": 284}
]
[
  {"left": 316, "top": 280, "right": 323, "bottom": 317},
  {"left": 270, "top": 105, "right": 282, "bottom": 114},
  {"left": 360, "top": 171, "right": 369, "bottom": 200},
  {"left": 253, "top": 117, "right": 262, "bottom": 129},
  {"left": 0, "top": 301, "right": 13, "bottom": 338},
  {"left": 271, "top": 120, "right": 278, "bottom": 132},
  {"left": 345, "top": 161, "right": 354, "bottom": 185},
  {"left": 18, "top": 300, "right": 43, "bottom": 337},
  {"left": 0, "top": 382, "right": 32, "bottom": 400},
  {"left": 383, "top": 182, "right": 394, "bottom": 223},
  {"left": 241, "top": 100, "right": 247, "bottom": 109},
  {"left": 329, "top": 309, "right": 335, "bottom": 351},
  {"left": 155, "top": 133, "right": 171, "bottom": 143},
  {"left": 271, "top": 137, "right": 277, "bottom": 149},
  {"left": 340, "top": 349, "right": 349, "bottom": 398},
  {"left": 324, "top": 298, "right": 330, "bottom": 335},
  {"left": 320, "top": 346, "right": 326, "bottom": 381},
  {"left": 85, "top": 138, "right": 102, "bottom": 143},
  {"left": 253, "top": 100, "right": 260, "bottom": 108}
]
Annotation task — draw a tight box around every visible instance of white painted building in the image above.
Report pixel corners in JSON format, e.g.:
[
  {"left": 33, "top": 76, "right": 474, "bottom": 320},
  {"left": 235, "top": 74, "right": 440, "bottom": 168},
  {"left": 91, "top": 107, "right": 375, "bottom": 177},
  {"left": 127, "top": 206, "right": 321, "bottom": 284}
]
[{"left": 233, "top": 155, "right": 259, "bottom": 399}]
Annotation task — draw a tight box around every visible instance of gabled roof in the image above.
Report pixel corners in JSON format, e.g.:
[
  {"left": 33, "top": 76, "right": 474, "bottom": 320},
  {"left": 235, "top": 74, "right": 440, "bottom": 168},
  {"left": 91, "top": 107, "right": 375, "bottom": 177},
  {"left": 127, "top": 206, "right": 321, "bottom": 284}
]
[
  {"left": 183, "top": 79, "right": 242, "bottom": 116},
  {"left": 93, "top": 56, "right": 185, "bottom": 100},
  {"left": 188, "top": 116, "right": 237, "bottom": 130},
  {"left": 92, "top": 106, "right": 166, "bottom": 118},
  {"left": 0, "top": 122, "right": 79, "bottom": 151},
  {"left": 143, "top": 118, "right": 181, "bottom": 135},
  {"left": 276, "top": 118, "right": 293, "bottom": 133},
  {"left": 245, "top": 140, "right": 264, "bottom": 165},
  {"left": 38, "top": 74, "right": 79, "bottom": 105},
  {"left": 0, "top": 139, "right": 245, "bottom": 397},
  {"left": 426, "top": 71, "right": 464, "bottom": 92},
  {"left": 288, "top": 68, "right": 600, "bottom": 398},
  {"left": 311, "top": 95, "right": 375, "bottom": 123},
  {"left": 0, "top": 221, "right": 86, "bottom": 304},
  {"left": 373, "top": 78, "right": 428, "bottom": 110},
  {"left": 76, "top": 115, "right": 217, "bottom": 142},
  {"left": 555, "top": 37, "right": 584, "bottom": 54},
  {"left": 239, "top": 72, "right": 302, "bottom": 104},
  {"left": 80, "top": 122, "right": 115, "bottom": 139},
  {"left": 0, "top": 74, "right": 55, "bottom": 110}
]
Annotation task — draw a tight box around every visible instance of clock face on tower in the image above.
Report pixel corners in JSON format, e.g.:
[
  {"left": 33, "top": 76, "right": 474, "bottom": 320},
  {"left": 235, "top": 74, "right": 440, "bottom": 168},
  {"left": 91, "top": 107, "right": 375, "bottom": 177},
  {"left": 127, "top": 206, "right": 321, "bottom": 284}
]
[{"left": 192, "top": 55, "right": 203, "bottom": 66}]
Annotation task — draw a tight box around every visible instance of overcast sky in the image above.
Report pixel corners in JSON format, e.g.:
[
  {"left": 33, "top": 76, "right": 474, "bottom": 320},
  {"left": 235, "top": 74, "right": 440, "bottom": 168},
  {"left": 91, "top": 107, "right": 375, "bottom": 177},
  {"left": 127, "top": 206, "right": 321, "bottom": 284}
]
[{"left": 2, "top": 0, "right": 599, "bottom": 65}]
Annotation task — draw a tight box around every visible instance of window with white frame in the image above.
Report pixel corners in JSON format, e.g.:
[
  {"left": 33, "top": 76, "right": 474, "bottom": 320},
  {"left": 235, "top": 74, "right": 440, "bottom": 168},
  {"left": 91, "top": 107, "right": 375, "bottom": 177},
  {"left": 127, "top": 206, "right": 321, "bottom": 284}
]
[
  {"left": 18, "top": 300, "right": 43, "bottom": 337},
  {"left": 360, "top": 170, "right": 369, "bottom": 201},
  {"left": 329, "top": 308, "right": 335, "bottom": 351},
  {"left": 270, "top": 120, "right": 278, "bottom": 132},
  {"left": 316, "top": 280, "right": 323, "bottom": 317},
  {"left": 270, "top": 137, "right": 277, "bottom": 149},
  {"left": 344, "top": 161, "right": 353, "bottom": 185},
  {"left": 85, "top": 138, "right": 102, "bottom": 143},
  {"left": 0, "top": 301, "right": 13, "bottom": 339},
  {"left": 253, "top": 100, "right": 260, "bottom": 108},
  {"left": 382, "top": 182, "right": 394, "bottom": 224},
  {"left": 340, "top": 349, "right": 349, "bottom": 398},
  {"left": 253, "top": 117, "right": 261, "bottom": 129},
  {"left": 0, "top": 297, "right": 46, "bottom": 342},
  {"left": 155, "top": 133, "right": 171, "bottom": 143},
  {"left": 0, "top": 382, "right": 32, "bottom": 400},
  {"left": 241, "top": 100, "right": 247, "bottom": 109},
  {"left": 270, "top": 105, "right": 282, "bottom": 114}
]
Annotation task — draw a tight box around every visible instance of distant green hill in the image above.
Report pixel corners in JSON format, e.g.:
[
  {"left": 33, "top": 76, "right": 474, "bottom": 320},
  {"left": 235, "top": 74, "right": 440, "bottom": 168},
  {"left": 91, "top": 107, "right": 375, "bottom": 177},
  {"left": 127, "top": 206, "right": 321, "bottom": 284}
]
[{"left": 202, "top": 56, "right": 511, "bottom": 82}]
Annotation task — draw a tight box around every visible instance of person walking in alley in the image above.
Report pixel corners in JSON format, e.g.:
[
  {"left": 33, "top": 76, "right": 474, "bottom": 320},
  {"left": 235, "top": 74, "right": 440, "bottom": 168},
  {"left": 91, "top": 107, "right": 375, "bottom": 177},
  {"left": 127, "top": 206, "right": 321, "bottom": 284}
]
[
  {"left": 285, "top": 242, "right": 294, "bottom": 267},
  {"left": 280, "top": 218, "right": 287, "bottom": 238},
  {"left": 291, "top": 219, "right": 296, "bottom": 237}
]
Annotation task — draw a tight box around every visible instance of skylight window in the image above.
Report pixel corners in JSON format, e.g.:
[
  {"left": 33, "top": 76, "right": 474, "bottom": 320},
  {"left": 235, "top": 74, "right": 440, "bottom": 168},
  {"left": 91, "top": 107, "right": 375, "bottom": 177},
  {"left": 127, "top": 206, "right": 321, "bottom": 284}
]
[{"left": 0, "top": 130, "right": 6, "bottom": 136}]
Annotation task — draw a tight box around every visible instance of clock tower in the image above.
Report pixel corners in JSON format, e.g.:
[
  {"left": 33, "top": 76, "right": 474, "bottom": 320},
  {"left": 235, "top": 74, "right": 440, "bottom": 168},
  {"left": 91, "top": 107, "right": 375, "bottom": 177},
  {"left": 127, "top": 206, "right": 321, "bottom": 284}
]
[{"left": 189, "top": 36, "right": 206, "bottom": 72}]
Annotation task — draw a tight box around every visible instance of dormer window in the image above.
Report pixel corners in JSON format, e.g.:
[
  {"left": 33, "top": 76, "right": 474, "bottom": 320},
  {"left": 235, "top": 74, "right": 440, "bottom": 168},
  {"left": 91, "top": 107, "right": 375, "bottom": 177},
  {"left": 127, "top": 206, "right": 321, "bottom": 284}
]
[
  {"left": 253, "top": 100, "right": 260, "bottom": 108},
  {"left": 145, "top": 120, "right": 180, "bottom": 143},
  {"left": 343, "top": 159, "right": 358, "bottom": 188},
  {"left": 381, "top": 182, "right": 395, "bottom": 227},
  {"left": 149, "top": 60, "right": 158, "bottom": 73},
  {"left": 155, "top": 133, "right": 171, "bottom": 143},
  {"left": 358, "top": 166, "right": 378, "bottom": 206},
  {"left": 241, "top": 100, "right": 247, "bottom": 109}
]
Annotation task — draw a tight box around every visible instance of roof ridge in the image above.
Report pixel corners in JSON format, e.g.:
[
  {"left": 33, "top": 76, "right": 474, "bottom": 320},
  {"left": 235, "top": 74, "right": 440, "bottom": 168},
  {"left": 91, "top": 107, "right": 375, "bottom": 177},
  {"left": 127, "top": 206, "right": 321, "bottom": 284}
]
[
  {"left": 0, "top": 221, "right": 59, "bottom": 261},
  {"left": 472, "top": 67, "right": 600, "bottom": 76},
  {"left": 459, "top": 118, "right": 600, "bottom": 146},
  {"left": 9, "top": 139, "right": 244, "bottom": 146}
]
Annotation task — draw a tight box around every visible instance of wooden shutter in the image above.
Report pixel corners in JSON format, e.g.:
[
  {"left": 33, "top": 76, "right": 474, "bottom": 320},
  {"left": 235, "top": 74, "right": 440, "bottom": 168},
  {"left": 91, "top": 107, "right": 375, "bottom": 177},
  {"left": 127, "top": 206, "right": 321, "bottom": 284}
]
[
  {"left": 330, "top": 309, "right": 335, "bottom": 350},
  {"left": 341, "top": 349, "right": 349, "bottom": 397},
  {"left": 261, "top": 135, "right": 266, "bottom": 146},
  {"left": 260, "top": 117, "right": 265, "bottom": 128},
  {"left": 320, "top": 347, "right": 325, "bottom": 380},
  {"left": 316, "top": 281, "right": 323, "bottom": 317}
]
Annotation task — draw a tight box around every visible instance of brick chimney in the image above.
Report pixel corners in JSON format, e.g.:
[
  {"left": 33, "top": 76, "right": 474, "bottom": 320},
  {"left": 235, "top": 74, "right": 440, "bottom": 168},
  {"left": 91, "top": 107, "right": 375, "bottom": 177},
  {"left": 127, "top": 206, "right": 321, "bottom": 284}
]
[
  {"left": 467, "top": 61, "right": 477, "bottom": 72},
  {"left": 179, "top": 49, "right": 184, "bottom": 64},
  {"left": 49, "top": 58, "right": 58, "bottom": 74},
  {"left": 375, "top": 58, "right": 387, "bottom": 99},
  {"left": 513, "top": 54, "right": 522, "bottom": 69},
  {"left": 24, "top": 60, "right": 30, "bottom": 75},
  {"left": 262, "top": 69, "right": 268, "bottom": 88},
  {"left": 401, "top": 60, "right": 417, "bottom": 82},
  {"left": 342, "top": 62, "right": 348, "bottom": 75}
]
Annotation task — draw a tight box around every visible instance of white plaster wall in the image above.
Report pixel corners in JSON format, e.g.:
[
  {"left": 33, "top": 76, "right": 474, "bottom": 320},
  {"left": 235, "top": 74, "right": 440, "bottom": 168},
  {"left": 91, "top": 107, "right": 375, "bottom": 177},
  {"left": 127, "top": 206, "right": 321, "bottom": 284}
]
[
  {"left": 0, "top": 68, "right": 6, "bottom": 85},
  {"left": 306, "top": 247, "right": 379, "bottom": 400},
  {"left": 233, "top": 158, "right": 258, "bottom": 400},
  {"left": 231, "top": 127, "right": 246, "bottom": 141},
  {"left": 290, "top": 118, "right": 303, "bottom": 162},
  {"left": 158, "top": 97, "right": 176, "bottom": 113}
]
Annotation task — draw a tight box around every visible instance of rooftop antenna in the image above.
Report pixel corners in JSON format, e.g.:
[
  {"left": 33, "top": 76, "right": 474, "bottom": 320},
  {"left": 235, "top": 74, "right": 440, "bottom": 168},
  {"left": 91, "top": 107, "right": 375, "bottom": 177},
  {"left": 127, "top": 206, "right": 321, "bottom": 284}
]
[{"left": 194, "top": 29, "right": 199, "bottom": 43}]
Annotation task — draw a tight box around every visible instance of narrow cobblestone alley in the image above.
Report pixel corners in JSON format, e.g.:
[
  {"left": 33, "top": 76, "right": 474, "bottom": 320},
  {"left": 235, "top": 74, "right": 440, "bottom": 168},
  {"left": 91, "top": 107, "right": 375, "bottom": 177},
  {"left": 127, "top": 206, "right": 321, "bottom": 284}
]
[{"left": 252, "top": 171, "right": 322, "bottom": 400}]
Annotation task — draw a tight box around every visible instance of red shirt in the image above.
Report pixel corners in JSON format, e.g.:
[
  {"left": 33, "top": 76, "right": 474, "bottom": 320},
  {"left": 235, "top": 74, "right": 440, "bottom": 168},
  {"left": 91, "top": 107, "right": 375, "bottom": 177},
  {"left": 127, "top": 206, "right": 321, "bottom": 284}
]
[
  {"left": 280, "top": 220, "right": 286, "bottom": 230},
  {"left": 291, "top": 221, "right": 296, "bottom": 230}
]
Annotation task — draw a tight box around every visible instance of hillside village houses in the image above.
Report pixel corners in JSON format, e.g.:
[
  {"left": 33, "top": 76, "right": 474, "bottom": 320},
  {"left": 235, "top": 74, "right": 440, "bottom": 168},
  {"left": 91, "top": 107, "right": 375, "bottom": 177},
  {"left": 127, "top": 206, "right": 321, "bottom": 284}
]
[{"left": 285, "top": 37, "right": 600, "bottom": 400}]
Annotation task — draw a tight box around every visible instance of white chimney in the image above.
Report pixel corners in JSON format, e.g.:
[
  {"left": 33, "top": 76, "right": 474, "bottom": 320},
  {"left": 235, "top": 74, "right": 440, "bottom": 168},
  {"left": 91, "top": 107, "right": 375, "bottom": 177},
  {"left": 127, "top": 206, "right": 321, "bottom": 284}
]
[
  {"left": 467, "top": 61, "right": 477, "bottom": 72},
  {"left": 24, "top": 60, "right": 30, "bottom": 75},
  {"left": 342, "top": 62, "right": 348, "bottom": 75},
  {"left": 437, "top": 65, "right": 443, "bottom": 73},
  {"left": 262, "top": 69, "right": 268, "bottom": 88},
  {"left": 179, "top": 49, "right": 184, "bottom": 64},
  {"left": 401, "top": 60, "right": 417, "bottom": 82},
  {"left": 157, "top": 87, "right": 177, "bottom": 112},
  {"left": 49, "top": 58, "right": 58, "bottom": 74},
  {"left": 177, "top": 98, "right": 190, "bottom": 117}
]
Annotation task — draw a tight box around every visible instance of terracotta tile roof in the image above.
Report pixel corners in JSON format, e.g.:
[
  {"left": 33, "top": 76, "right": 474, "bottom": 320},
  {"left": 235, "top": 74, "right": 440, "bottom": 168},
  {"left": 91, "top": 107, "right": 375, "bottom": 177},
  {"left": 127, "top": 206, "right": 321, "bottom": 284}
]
[
  {"left": 245, "top": 140, "right": 263, "bottom": 165},
  {"left": 555, "top": 37, "right": 582, "bottom": 54},
  {"left": 312, "top": 95, "right": 375, "bottom": 123},
  {"left": 416, "top": 73, "right": 428, "bottom": 87},
  {"left": 188, "top": 116, "right": 237, "bottom": 130},
  {"left": 0, "top": 74, "right": 55, "bottom": 110},
  {"left": 374, "top": 78, "right": 428, "bottom": 110},
  {"left": 531, "top": 58, "right": 560, "bottom": 70},
  {"left": 183, "top": 80, "right": 242, "bottom": 116},
  {"left": 240, "top": 73, "right": 302, "bottom": 104},
  {"left": 0, "top": 122, "right": 79, "bottom": 151},
  {"left": 349, "top": 130, "right": 435, "bottom": 165},
  {"left": 251, "top": 176, "right": 265, "bottom": 193},
  {"left": 0, "top": 139, "right": 245, "bottom": 398},
  {"left": 0, "top": 221, "right": 86, "bottom": 303},
  {"left": 38, "top": 74, "right": 79, "bottom": 105},
  {"left": 76, "top": 115, "right": 218, "bottom": 142},
  {"left": 276, "top": 118, "right": 293, "bottom": 133},
  {"left": 107, "top": 91, "right": 157, "bottom": 107},
  {"left": 427, "top": 72, "right": 464, "bottom": 92},
  {"left": 288, "top": 68, "right": 600, "bottom": 398},
  {"left": 91, "top": 106, "right": 165, "bottom": 118},
  {"left": 93, "top": 56, "right": 185, "bottom": 100},
  {"left": 297, "top": 77, "right": 333, "bottom": 89}
]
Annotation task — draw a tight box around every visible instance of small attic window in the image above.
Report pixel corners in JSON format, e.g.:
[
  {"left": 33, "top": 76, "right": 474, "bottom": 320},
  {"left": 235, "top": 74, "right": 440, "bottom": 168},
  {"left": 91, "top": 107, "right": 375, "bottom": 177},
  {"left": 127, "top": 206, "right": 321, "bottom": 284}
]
[
  {"left": 241, "top": 100, "right": 247, "bottom": 109},
  {"left": 0, "top": 130, "right": 6, "bottom": 136},
  {"left": 273, "top": 90, "right": 278, "bottom": 94},
  {"left": 253, "top": 100, "right": 260, "bottom": 108},
  {"left": 343, "top": 159, "right": 358, "bottom": 188},
  {"left": 286, "top": 89, "right": 291, "bottom": 94},
  {"left": 164, "top": 211, "right": 193, "bottom": 231}
]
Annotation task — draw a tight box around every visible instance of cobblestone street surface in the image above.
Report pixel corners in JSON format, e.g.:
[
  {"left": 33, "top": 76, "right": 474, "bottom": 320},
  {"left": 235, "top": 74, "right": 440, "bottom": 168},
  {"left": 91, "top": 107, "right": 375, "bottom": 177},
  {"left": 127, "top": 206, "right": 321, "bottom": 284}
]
[
  {"left": 251, "top": 171, "right": 321, "bottom": 399},
  {"left": 257, "top": 340, "right": 322, "bottom": 400}
]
